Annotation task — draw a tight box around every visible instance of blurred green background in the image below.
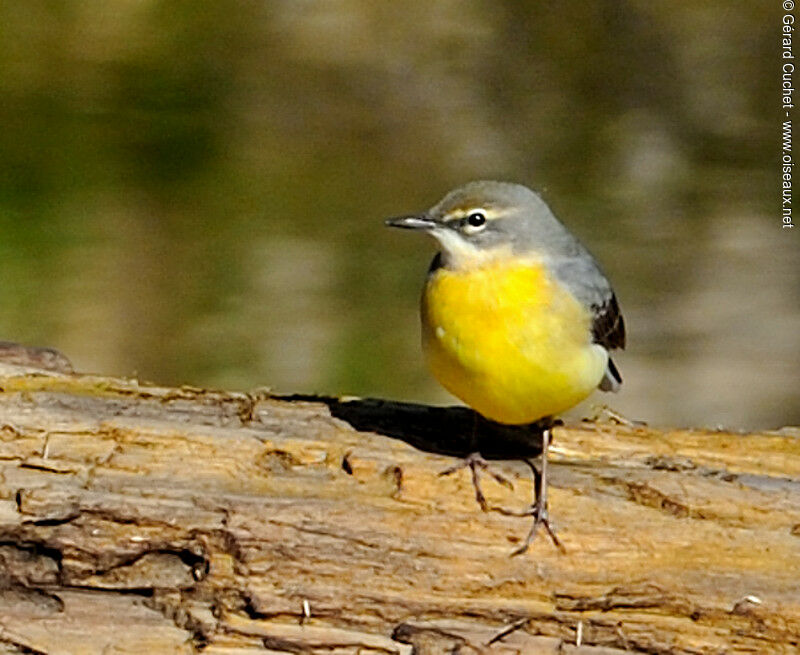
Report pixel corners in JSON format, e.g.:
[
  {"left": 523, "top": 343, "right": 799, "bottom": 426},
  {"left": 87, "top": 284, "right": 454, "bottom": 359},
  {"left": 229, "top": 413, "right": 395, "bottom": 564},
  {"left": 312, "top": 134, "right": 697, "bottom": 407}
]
[{"left": 0, "top": 1, "right": 796, "bottom": 429}]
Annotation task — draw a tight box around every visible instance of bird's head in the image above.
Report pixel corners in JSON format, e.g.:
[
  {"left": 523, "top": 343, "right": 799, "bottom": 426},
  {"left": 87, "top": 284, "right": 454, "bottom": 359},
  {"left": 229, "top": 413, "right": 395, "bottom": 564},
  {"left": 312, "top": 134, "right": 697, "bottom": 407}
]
[{"left": 386, "top": 181, "right": 569, "bottom": 268}]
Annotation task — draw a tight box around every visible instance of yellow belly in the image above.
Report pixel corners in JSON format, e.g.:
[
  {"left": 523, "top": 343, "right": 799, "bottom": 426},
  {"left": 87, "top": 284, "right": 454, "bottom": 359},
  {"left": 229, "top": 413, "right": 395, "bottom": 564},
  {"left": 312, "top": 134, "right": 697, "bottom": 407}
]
[{"left": 421, "top": 258, "right": 607, "bottom": 424}]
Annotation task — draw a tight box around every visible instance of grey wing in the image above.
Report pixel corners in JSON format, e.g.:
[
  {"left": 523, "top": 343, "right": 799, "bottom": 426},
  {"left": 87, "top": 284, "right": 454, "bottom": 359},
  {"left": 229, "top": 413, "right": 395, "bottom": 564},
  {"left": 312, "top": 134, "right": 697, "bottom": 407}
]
[{"left": 548, "top": 252, "right": 625, "bottom": 392}]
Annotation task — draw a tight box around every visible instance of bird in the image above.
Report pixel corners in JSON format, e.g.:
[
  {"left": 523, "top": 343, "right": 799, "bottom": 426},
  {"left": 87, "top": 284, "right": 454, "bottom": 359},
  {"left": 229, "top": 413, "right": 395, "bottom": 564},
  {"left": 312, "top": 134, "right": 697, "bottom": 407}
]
[{"left": 386, "top": 180, "right": 625, "bottom": 553}]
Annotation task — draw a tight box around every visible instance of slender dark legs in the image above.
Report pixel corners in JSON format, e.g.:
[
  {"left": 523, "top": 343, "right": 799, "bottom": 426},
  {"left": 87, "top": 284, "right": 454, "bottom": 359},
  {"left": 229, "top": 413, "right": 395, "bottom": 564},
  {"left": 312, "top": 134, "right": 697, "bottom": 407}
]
[
  {"left": 511, "top": 428, "right": 565, "bottom": 555},
  {"left": 440, "top": 421, "right": 565, "bottom": 555},
  {"left": 438, "top": 412, "right": 514, "bottom": 511},
  {"left": 439, "top": 451, "right": 514, "bottom": 511}
]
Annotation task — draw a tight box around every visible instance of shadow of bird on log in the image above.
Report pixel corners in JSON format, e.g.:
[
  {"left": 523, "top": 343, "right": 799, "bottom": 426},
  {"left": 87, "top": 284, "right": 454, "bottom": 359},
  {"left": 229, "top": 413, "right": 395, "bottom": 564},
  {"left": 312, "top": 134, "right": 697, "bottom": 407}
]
[{"left": 279, "top": 394, "right": 547, "bottom": 461}]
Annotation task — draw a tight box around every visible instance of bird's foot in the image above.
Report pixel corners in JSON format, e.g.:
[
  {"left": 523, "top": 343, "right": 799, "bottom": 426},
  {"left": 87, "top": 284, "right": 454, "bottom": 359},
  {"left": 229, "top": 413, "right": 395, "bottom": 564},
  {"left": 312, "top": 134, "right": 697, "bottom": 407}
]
[
  {"left": 492, "top": 498, "right": 565, "bottom": 555},
  {"left": 439, "top": 452, "right": 514, "bottom": 511},
  {"left": 512, "top": 501, "right": 565, "bottom": 556},
  {"left": 490, "top": 452, "right": 566, "bottom": 556}
]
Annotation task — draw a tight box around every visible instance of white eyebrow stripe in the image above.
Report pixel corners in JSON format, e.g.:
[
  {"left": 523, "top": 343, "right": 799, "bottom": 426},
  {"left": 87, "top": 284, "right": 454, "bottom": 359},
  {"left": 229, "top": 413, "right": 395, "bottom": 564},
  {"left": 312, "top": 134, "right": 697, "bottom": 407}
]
[{"left": 442, "top": 207, "right": 510, "bottom": 222}]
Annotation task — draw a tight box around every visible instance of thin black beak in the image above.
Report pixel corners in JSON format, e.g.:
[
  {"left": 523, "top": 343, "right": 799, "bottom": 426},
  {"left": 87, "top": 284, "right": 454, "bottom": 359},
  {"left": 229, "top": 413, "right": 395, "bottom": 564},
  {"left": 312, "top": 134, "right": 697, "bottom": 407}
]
[{"left": 384, "top": 213, "right": 437, "bottom": 230}]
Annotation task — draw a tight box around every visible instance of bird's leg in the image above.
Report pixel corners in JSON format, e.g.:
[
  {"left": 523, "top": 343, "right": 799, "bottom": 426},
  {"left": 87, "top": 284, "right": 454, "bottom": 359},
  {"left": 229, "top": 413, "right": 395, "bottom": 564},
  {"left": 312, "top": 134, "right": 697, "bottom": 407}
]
[
  {"left": 439, "top": 452, "right": 514, "bottom": 511},
  {"left": 511, "top": 428, "right": 566, "bottom": 556},
  {"left": 439, "top": 413, "right": 514, "bottom": 511}
]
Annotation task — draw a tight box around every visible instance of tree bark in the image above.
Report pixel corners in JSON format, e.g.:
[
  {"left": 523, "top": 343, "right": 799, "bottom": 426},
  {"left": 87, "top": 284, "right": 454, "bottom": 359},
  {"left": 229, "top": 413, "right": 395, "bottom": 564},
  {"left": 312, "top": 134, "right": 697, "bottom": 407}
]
[{"left": 0, "top": 352, "right": 798, "bottom": 654}]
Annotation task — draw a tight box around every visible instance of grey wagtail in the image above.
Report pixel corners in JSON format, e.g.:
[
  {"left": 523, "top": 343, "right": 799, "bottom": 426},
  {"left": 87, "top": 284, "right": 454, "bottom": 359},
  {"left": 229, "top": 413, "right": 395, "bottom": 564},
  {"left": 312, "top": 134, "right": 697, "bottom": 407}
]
[{"left": 386, "top": 180, "right": 625, "bottom": 553}]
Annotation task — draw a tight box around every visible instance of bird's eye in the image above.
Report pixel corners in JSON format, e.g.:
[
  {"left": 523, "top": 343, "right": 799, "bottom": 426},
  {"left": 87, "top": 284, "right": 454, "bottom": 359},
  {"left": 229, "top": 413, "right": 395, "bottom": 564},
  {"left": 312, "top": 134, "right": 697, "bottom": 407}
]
[{"left": 466, "top": 212, "right": 486, "bottom": 228}]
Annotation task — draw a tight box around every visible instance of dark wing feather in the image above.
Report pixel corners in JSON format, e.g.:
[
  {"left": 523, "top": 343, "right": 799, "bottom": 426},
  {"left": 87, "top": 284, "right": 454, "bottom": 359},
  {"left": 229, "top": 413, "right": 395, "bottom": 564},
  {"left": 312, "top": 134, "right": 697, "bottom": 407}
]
[
  {"left": 591, "top": 293, "right": 625, "bottom": 351},
  {"left": 592, "top": 293, "right": 625, "bottom": 390}
]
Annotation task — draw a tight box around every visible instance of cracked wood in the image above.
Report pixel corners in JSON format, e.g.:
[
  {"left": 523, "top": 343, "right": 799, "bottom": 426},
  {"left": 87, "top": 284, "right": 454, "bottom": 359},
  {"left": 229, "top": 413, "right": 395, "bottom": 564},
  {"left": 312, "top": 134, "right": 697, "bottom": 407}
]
[{"left": 0, "top": 358, "right": 798, "bottom": 654}]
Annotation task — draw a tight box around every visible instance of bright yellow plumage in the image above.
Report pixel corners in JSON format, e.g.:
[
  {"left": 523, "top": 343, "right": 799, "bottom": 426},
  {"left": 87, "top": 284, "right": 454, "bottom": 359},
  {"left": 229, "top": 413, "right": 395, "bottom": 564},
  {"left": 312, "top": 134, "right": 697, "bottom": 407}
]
[{"left": 421, "top": 257, "right": 608, "bottom": 424}]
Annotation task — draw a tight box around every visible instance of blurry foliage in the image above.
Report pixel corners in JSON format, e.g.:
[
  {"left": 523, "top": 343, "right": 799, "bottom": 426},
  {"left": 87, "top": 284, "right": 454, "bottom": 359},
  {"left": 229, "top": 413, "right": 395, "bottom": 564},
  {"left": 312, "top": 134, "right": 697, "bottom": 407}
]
[{"left": 0, "top": 0, "right": 795, "bottom": 428}]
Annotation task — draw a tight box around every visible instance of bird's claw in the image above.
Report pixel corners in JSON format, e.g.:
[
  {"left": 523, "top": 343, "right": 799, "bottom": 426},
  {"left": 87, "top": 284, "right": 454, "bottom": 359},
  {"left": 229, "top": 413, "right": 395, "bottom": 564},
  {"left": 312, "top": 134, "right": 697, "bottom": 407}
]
[
  {"left": 439, "top": 452, "right": 513, "bottom": 512},
  {"left": 509, "top": 502, "right": 566, "bottom": 556}
]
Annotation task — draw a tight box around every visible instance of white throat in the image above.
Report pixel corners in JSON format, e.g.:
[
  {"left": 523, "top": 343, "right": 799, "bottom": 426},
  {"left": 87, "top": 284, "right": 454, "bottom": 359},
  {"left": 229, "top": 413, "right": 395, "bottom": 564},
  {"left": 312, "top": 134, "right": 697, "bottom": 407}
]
[{"left": 429, "top": 228, "right": 512, "bottom": 270}]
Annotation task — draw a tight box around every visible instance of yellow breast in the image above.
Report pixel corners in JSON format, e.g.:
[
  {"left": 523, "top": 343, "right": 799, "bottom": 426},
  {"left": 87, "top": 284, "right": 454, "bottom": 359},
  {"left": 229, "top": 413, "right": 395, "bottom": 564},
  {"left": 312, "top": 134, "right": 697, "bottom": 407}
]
[{"left": 421, "top": 257, "right": 607, "bottom": 424}]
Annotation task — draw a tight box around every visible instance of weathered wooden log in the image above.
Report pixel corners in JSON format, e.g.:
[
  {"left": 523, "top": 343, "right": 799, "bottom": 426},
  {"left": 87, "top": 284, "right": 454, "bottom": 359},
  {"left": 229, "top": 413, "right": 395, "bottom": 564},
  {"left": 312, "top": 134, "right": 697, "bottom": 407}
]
[{"left": 0, "top": 348, "right": 798, "bottom": 654}]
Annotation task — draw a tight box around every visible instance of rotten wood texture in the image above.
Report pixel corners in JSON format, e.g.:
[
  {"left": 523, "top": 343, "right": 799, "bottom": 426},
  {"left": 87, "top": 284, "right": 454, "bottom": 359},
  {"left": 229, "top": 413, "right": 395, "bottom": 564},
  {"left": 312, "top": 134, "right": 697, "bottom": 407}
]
[{"left": 0, "top": 359, "right": 798, "bottom": 654}]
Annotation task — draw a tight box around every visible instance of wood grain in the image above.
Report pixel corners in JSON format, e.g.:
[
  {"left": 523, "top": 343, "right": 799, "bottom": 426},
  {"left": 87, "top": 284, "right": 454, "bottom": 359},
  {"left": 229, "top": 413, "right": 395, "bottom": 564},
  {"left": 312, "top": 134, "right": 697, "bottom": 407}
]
[{"left": 0, "top": 357, "right": 798, "bottom": 654}]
